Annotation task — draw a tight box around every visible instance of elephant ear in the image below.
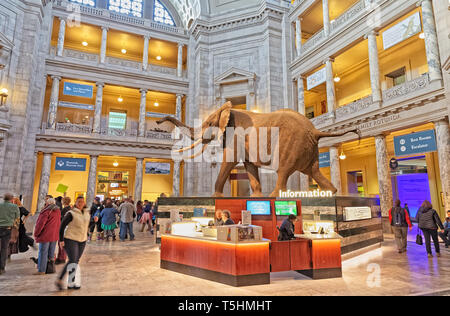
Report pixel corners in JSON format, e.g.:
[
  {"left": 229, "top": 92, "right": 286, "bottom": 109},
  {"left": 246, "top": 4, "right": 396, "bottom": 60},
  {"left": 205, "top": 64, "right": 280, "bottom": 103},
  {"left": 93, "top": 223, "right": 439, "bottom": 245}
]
[{"left": 218, "top": 102, "right": 232, "bottom": 133}]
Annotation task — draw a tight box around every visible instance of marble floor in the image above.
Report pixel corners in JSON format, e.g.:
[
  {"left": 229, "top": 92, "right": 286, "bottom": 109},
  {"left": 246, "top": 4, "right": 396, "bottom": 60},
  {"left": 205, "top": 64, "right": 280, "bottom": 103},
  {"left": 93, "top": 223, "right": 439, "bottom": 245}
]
[{"left": 0, "top": 226, "right": 449, "bottom": 296}]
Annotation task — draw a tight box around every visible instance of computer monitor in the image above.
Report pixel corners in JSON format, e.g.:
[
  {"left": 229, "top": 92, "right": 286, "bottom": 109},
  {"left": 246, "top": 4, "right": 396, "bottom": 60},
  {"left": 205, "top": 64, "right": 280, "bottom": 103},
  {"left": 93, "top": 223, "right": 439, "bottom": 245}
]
[
  {"left": 275, "top": 201, "right": 298, "bottom": 216},
  {"left": 246, "top": 200, "right": 271, "bottom": 215}
]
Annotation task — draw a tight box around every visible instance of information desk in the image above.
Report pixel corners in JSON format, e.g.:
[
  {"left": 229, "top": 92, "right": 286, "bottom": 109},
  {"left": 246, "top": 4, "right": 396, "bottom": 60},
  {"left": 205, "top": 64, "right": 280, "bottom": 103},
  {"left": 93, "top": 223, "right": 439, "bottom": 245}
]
[
  {"left": 294, "top": 233, "right": 342, "bottom": 279},
  {"left": 160, "top": 234, "right": 271, "bottom": 287}
]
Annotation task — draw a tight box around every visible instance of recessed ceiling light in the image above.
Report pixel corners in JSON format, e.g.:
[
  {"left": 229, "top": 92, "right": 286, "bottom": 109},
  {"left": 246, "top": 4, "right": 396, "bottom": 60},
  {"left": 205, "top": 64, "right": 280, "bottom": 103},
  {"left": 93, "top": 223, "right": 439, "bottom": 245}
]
[
  {"left": 118, "top": 96, "right": 123, "bottom": 102},
  {"left": 154, "top": 102, "right": 159, "bottom": 107},
  {"left": 121, "top": 48, "right": 127, "bottom": 54},
  {"left": 82, "top": 41, "right": 88, "bottom": 47},
  {"left": 113, "top": 162, "right": 119, "bottom": 167},
  {"left": 156, "top": 56, "right": 162, "bottom": 61}
]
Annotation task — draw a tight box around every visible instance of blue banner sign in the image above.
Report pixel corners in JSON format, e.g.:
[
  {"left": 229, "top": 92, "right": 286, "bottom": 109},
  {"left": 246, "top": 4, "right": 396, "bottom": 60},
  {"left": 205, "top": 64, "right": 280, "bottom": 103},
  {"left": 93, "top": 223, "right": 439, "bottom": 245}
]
[
  {"left": 319, "top": 152, "right": 330, "bottom": 168},
  {"left": 394, "top": 130, "right": 437, "bottom": 157},
  {"left": 58, "top": 101, "right": 94, "bottom": 111},
  {"left": 63, "top": 82, "right": 94, "bottom": 98},
  {"left": 55, "top": 157, "right": 87, "bottom": 171}
]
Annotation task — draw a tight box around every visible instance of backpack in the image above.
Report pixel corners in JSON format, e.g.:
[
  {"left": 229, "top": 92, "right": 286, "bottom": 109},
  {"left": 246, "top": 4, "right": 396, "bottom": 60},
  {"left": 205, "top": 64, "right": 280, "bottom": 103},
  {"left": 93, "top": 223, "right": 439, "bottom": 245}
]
[{"left": 392, "top": 207, "right": 406, "bottom": 227}]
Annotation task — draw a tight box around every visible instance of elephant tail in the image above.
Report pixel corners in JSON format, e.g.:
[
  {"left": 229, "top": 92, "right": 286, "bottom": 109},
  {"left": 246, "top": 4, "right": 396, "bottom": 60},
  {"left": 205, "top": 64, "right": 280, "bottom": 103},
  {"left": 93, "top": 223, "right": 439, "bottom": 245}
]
[{"left": 314, "top": 129, "right": 361, "bottom": 141}]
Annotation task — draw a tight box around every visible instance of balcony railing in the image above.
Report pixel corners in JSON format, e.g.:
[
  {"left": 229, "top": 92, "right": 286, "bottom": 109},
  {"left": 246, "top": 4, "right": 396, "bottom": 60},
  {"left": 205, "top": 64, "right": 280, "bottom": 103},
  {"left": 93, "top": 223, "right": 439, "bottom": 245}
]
[
  {"left": 48, "top": 123, "right": 173, "bottom": 141},
  {"left": 302, "top": 29, "right": 325, "bottom": 53},
  {"left": 382, "top": 74, "right": 430, "bottom": 102},
  {"left": 335, "top": 95, "right": 373, "bottom": 120},
  {"left": 49, "top": 47, "right": 183, "bottom": 78}
]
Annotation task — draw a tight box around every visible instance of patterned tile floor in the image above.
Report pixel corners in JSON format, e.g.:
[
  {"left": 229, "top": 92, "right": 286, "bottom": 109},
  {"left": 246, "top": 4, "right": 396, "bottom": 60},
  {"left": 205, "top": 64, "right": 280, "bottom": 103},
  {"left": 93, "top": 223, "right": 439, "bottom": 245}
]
[{"left": 0, "top": 225, "right": 448, "bottom": 296}]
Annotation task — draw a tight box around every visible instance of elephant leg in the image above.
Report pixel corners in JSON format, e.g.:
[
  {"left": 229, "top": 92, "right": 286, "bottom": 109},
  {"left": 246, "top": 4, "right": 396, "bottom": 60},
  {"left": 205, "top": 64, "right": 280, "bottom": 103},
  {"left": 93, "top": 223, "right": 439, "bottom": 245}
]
[
  {"left": 270, "top": 169, "right": 293, "bottom": 197},
  {"left": 244, "top": 162, "right": 263, "bottom": 197},
  {"left": 310, "top": 161, "right": 337, "bottom": 194},
  {"left": 214, "top": 161, "right": 238, "bottom": 197}
]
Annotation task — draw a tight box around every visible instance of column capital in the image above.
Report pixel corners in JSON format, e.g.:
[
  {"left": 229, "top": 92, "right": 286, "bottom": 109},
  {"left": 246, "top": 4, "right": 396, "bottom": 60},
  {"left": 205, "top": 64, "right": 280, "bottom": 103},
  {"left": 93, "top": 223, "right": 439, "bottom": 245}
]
[
  {"left": 416, "top": 0, "right": 430, "bottom": 7},
  {"left": 90, "top": 154, "right": 99, "bottom": 159},
  {"left": 323, "top": 57, "right": 335, "bottom": 64},
  {"left": 374, "top": 133, "right": 389, "bottom": 140},
  {"left": 101, "top": 26, "right": 109, "bottom": 32},
  {"left": 143, "top": 35, "right": 151, "bottom": 40},
  {"left": 178, "top": 43, "right": 185, "bottom": 48},
  {"left": 95, "top": 82, "right": 105, "bottom": 87},
  {"left": 295, "top": 75, "right": 305, "bottom": 81},
  {"left": 51, "top": 75, "right": 61, "bottom": 81},
  {"left": 433, "top": 118, "right": 450, "bottom": 127},
  {"left": 176, "top": 93, "right": 184, "bottom": 98},
  {"left": 58, "top": 17, "right": 66, "bottom": 23},
  {"left": 364, "top": 30, "right": 379, "bottom": 39},
  {"left": 136, "top": 157, "right": 144, "bottom": 162},
  {"left": 140, "top": 88, "right": 148, "bottom": 95}
]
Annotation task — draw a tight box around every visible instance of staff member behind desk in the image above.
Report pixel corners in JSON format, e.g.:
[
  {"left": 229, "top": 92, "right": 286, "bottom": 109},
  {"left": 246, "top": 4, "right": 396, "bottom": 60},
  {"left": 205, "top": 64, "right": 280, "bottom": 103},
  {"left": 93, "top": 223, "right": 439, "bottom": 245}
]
[
  {"left": 55, "top": 196, "right": 90, "bottom": 291},
  {"left": 0, "top": 193, "right": 20, "bottom": 275},
  {"left": 222, "top": 210, "right": 235, "bottom": 226},
  {"left": 215, "top": 209, "right": 224, "bottom": 226},
  {"left": 278, "top": 215, "right": 297, "bottom": 241}
]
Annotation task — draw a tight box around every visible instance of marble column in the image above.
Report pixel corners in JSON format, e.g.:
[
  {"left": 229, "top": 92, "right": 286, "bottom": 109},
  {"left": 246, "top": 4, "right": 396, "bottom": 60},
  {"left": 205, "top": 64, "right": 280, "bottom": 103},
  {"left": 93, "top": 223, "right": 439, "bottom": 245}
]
[
  {"left": 134, "top": 158, "right": 144, "bottom": 202},
  {"left": 295, "top": 17, "right": 302, "bottom": 57},
  {"left": 420, "top": 0, "right": 442, "bottom": 82},
  {"left": 177, "top": 43, "right": 184, "bottom": 78},
  {"left": 138, "top": 89, "right": 147, "bottom": 137},
  {"left": 37, "top": 153, "right": 52, "bottom": 212},
  {"left": 300, "top": 173, "right": 309, "bottom": 191},
  {"left": 92, "top": 82, "right": 104, "bottom": 134},
  {"left": 176, "top": 94, "right": 183, "bottom": 121},
  {"left": 142, "top": 35, "right": 150, "bottom": 71},
  {"left": 329, "top": 146, "right": 342, "bottom": 195},
  {"left": 47, "top": 76, "right": 61, "bottom": 129},
  {"left": 366, "top": 30, "right": 382, "bottom": 103},
  {"left": 56, "top": 18, "right": 66, "bottom": 57},
  {"left": 324, "top": 58, "right": 336, "bottom": 117},
  {"left": 375, "top": 135, "right": 393, "bottom": 218},
  {"left": 434, "top": 120, "right": 450, "bottom": 212},
  {"left": 172, "top": 160, "right": 181, "bottom": 197},
  {"left": 86, "top": 155, "right": 98, "bottom": 209},
  {"left": 100, "top": 27, "right": 108, "bottom": 64},
  {"left": 322, "top": 0, "right": 331, "bottom": 36},
  {"left": 297, "top": 76, "right": 305, "bottom": 115}
]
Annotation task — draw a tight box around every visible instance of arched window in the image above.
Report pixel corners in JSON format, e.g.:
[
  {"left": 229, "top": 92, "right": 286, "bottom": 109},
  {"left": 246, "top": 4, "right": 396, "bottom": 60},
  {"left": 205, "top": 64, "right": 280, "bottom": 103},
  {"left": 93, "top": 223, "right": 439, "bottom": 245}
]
[
  {"left": 69, "top": 0, "right": 96, "bottom": 7},
  {"left": 153, "top": 0, "right": 175, "bottom": 26},
  {"left": 108, "top": 0, "right": 144, "bottom": 18}
]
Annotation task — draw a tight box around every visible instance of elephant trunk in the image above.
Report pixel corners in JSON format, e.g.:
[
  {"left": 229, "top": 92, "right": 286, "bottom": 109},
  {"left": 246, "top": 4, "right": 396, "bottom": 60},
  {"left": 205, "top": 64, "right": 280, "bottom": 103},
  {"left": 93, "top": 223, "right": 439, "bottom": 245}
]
[{"left": 157, "top": 116, "right": 196, "bottom": 140}]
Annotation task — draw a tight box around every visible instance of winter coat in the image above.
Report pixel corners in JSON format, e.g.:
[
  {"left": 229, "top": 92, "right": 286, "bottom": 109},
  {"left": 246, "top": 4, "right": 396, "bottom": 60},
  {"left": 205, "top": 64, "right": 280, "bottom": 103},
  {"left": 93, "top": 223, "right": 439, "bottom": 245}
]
[
  {"left": 416, "top": 207, "right": 444, "bottom": 230},
  {"left": 34, "top": 204, "right": 61, "bottom": 243}
]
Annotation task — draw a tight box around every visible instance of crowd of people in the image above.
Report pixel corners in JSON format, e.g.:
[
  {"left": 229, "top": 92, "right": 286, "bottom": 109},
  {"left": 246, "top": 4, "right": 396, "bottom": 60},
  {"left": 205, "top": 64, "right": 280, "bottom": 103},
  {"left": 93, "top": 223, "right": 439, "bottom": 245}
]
[{"left": 0, "top": 192, "right": 162, "bottom": 290}]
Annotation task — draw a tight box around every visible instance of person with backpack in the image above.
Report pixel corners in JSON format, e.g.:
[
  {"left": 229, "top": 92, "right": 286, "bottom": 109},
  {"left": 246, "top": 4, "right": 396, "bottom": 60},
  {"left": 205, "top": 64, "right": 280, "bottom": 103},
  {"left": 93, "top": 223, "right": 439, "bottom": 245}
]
[
  {"left": 389, "top": 199, "right": 412, "bottom": 253},
  {"left": 415, "top": 200, "right": 445, "bottom": 258}
]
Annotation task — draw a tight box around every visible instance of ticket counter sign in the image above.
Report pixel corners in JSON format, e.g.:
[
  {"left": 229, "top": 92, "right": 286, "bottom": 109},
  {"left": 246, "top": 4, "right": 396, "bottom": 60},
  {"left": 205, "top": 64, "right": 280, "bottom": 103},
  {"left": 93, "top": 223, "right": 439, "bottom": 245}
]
[
  {"left": 394, "top": 130, "right": 437, "bottom": 157},
  {"left": 319, "top": 152, "right": 330, "bottom": 168},
  {"left": 55, "top": 157, "right": 87, "bottom": 171},
  {"left": 63, "top": 82, "right": 94, "bottom": 98}
]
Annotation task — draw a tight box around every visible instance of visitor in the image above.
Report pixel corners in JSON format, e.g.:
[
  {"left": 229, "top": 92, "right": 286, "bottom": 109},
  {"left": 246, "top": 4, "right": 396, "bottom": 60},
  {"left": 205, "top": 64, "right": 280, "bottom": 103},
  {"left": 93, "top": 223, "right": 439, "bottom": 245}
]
[
  {"left": 55, "top": 196, "right": 91, "bottom": 291},
  {"left": 221, "top": 210, "right": 235, "bottom": 226},
  {"left": 139, "top": 201, "right": 153, "bottom": 232},
  {"left": 12, "top": 197, "right": 34, "bottom": 254},
  {"left": 415, "top": 200, "right": 445, "bottom": 258},
  {"left": 404, "top": 203, "right": 411, "bottom": 219},
  {"left": 136, "top": 200, "right": 143, "bottom": 222},
  {"left": 389, "top": 199, "right": 412, "bottom": 253},
  {"left": 278, "top": 214, "right": 297, "bottom": 241},
  {"left": 100, "top": 199, "right": 119, "bottom": 242},
  {"left": 56, "top": 197, "right": 72, "bottom": 264},
  {"left": 55, "top": 196, "right": 63, "bottom": 210},
  {"left": 438, "top": 210, "right": 450, "bottom": 249},
  {"left": 88, "top": 197, "right": 103, "bottom": 242},
  {"left": 214, "top": 209, "right": 224, "bottom": 226},
  {"left": 0, "top": 193, "right": 20, "bottom": 275},
  {"left": 33, "top": 197, "right": 61, "bottom": 275},
  {"left": 118, "top": 198, "right": 136, "bottom": 242}
]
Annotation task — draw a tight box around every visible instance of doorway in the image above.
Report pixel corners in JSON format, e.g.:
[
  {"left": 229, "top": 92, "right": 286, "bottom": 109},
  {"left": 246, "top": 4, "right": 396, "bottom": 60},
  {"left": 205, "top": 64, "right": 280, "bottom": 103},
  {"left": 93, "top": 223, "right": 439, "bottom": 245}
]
[{"left": 347, "top": 170, "right": 365, "bottom": 196}]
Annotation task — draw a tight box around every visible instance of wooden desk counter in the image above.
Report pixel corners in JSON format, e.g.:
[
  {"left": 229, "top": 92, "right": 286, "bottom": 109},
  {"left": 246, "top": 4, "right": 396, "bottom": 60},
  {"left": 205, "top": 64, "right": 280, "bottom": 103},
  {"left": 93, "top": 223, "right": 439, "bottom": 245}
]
[{"left": 160, "top": 234, "right": 271, "bottom": 287}]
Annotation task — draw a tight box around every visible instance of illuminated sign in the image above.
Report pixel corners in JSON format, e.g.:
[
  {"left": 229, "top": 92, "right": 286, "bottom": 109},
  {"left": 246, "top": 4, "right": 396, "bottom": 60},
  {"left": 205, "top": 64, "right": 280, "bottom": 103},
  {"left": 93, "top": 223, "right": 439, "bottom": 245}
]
[{"left": 278, "top": 190, "right": 333, "bottom": 198}]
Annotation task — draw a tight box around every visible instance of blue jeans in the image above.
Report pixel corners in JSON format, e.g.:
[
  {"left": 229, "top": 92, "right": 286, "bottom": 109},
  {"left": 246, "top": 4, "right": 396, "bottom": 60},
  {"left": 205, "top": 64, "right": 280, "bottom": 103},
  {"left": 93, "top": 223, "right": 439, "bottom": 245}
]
[
  {"left": 38, "top": 241, "right": 57, "bottom": 273},
  {"left": 119, "top": 222, "right": 135, "bottom": 241}
]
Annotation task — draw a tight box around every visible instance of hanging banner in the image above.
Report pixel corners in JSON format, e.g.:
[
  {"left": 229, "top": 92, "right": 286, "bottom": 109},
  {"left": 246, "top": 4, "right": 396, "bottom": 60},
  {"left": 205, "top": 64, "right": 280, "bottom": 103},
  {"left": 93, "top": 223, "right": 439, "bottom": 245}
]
[
  {"left": 55, "top": 157, "right": 87, "bottom": 171},
  {"left": 58, "top": 101, "right": 94, "bottom": 111},
  {"left": 394, "top": 130, "right": 437, "bottom": 157},
  {"left": 307, "top": 68, "right": 326, "bottom": 90},
  {"left": 383, "top": 12, "right": 422, "bottom": 50},
  {"left": 319, "top": 152, "right": 330, "bottom": 168},
  {"left": 63, "top": 82, "right": 94, "bottom": 98},
  {"left": 145, "top": 162, "right": 171, "bottom": 174}
]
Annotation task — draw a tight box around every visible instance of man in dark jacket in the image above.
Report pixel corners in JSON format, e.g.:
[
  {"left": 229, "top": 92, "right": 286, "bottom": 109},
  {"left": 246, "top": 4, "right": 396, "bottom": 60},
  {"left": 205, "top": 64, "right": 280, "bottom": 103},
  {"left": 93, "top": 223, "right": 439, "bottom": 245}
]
[
  {"left": 278, "top": 215, "right": 297, "bottom": 241},
  {"left": 389, "top": 200, "right": 412, "bottom": 253},
  {"left": 88, "top": 197, "right": 103, "bottom": 242},
  {"left": 438, "top": 210, "right": 450, "bottom": 248}
]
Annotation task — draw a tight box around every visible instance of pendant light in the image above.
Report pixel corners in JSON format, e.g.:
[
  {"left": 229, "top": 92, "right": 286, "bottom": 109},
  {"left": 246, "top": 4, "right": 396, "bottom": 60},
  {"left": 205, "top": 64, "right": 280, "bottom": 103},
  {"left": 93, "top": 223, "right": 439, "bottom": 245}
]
[{"left": 339, "top": 149, "right": 346, "bottom": 160}]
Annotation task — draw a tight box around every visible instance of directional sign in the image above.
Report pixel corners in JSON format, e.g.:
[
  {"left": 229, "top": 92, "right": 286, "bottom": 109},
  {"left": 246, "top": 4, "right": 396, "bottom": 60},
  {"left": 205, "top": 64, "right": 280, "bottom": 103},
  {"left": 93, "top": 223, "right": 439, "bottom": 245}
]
[
  {"left": 63, "top": 82, "right": 94, "bottom": 98},
  {"left": 394, "top": 130, "right": 437, "bottom": 157},
  {"left": 55, "top": 157, "right": 87, "bottom": 171},
  {"left": 319, "top": 152, "right": 330, "bottom": 168}
]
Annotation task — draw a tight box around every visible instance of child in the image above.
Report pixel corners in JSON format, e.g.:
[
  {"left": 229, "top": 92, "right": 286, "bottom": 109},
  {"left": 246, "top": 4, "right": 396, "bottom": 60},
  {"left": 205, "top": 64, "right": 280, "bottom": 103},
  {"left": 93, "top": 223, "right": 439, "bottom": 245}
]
[
  {"left": 139, "top": 202, "right": 153, "bottom": 232},
  {"left": 100, "top": 199, "right": 119, "bottom": 241}
]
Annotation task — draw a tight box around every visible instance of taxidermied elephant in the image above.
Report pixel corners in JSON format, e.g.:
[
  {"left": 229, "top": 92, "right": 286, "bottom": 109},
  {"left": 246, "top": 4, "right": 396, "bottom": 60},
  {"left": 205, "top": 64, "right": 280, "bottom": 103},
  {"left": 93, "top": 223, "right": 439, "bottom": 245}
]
[{"left": 158, "top": 102, "right": 359, "bottom": 197}]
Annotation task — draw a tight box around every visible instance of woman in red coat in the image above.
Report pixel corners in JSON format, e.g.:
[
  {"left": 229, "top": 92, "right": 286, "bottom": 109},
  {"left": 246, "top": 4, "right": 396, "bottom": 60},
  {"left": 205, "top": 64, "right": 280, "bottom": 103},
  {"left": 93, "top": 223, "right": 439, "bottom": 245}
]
[{"left": 33, "top": 198, "right": 61, "bottom": 275}]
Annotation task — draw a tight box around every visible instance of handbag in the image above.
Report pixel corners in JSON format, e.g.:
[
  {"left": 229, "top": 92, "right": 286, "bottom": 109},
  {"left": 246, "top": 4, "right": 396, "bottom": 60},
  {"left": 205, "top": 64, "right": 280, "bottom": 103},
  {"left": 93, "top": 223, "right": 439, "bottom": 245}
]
[
  {"left": 46, "top": 259, "right": 56, "bottom": 274},
  {"left": 416, "top": 228, "right": 423, "bottom": 246}
]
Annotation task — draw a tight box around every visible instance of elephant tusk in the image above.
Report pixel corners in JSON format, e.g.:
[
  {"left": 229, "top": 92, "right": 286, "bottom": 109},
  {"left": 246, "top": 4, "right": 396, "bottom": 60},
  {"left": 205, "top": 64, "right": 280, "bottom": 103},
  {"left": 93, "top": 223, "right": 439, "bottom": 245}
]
[
  {"left": 175, "top": 139, "right": 203, "bottom": 153},
  {"left": 184, "top": 143, "right": 208, "bottom": 160}
]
